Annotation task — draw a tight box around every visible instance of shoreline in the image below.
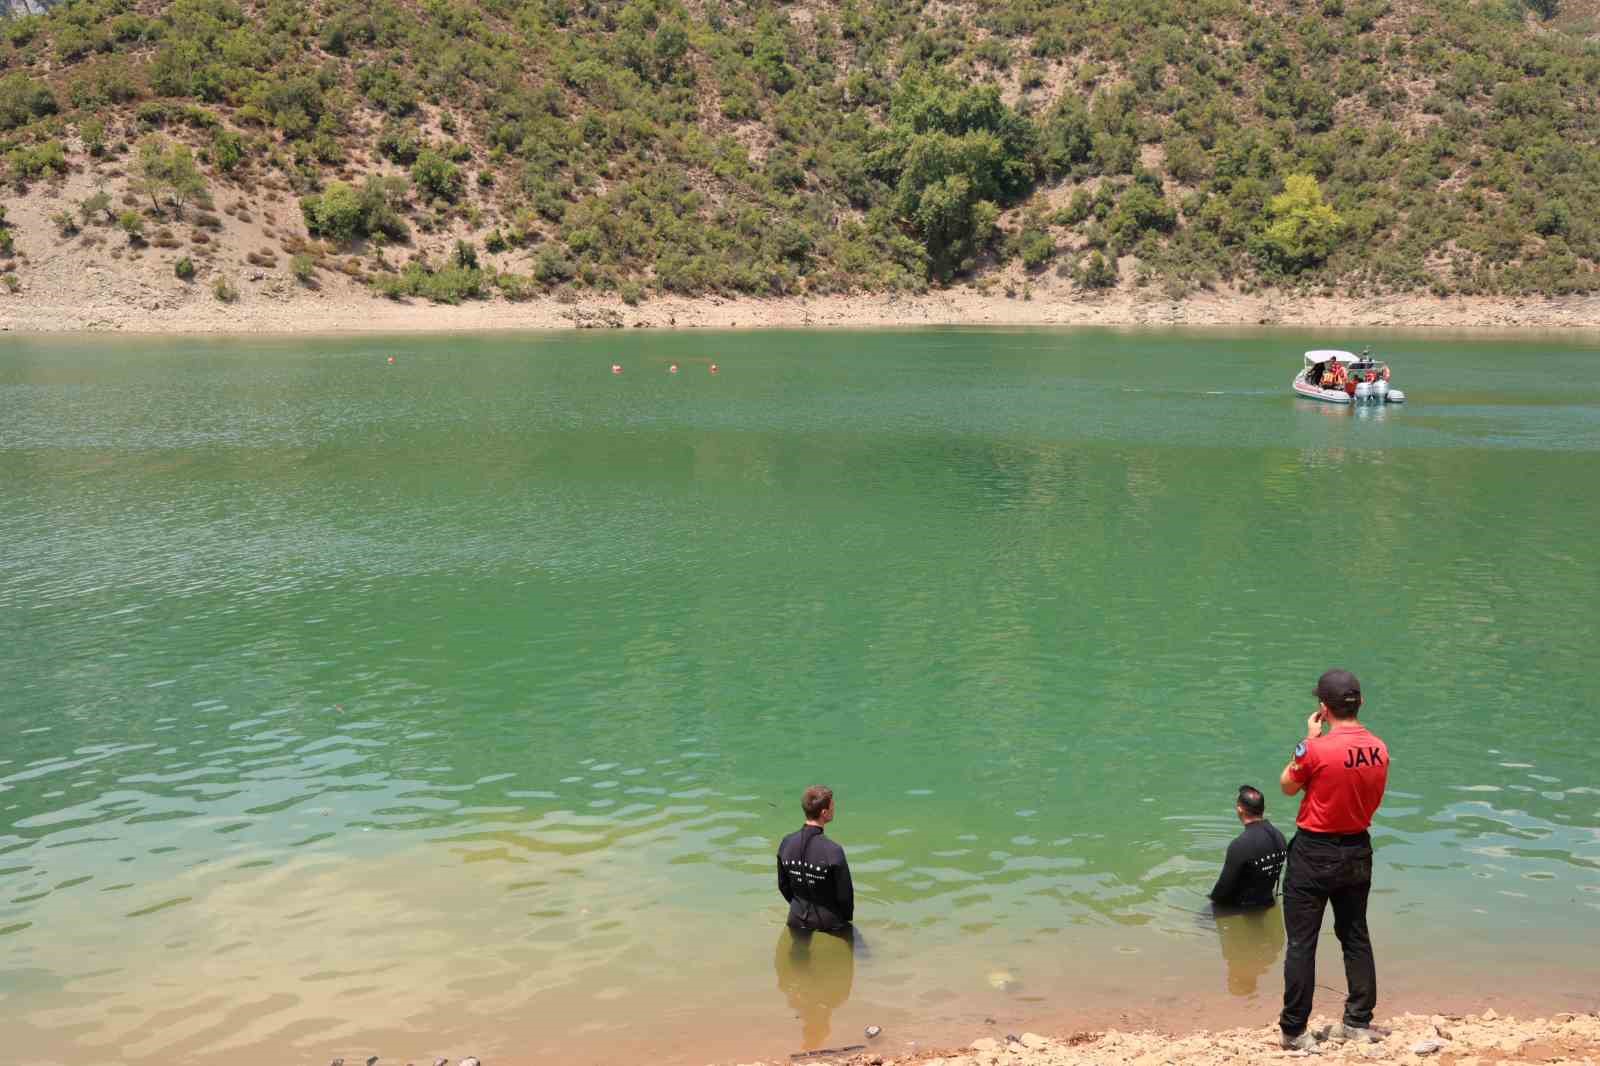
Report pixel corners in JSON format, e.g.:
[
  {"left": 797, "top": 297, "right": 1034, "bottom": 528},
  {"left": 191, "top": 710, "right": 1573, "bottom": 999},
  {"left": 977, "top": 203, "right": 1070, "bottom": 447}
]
[
  {"left": 4, "top": 289, "right": 1600, "bottom": 337},
  {"left": 723, "top": 1010, "right": 1600, "bottom": 1066}
]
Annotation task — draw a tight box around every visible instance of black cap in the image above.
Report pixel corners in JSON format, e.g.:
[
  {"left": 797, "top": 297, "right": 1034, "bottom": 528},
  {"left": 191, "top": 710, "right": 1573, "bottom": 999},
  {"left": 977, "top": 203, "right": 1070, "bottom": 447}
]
[{"left": 1315, "top": 669, "right": 1362, "bottom": 713}]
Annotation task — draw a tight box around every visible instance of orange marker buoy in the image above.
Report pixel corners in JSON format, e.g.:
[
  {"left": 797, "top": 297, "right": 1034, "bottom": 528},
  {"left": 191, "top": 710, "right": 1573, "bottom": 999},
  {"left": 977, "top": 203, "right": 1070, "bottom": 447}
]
[
  {"left": 387, "top": 355, "right": 396, "bottom": 365},
  {"left": 668, "top": 363, "right": 679, "bottom": 374},
  {"left": 611, "top": 363, "right": 623, "bottom": 375},
  {"left": 709, "top": 363, "right": 720, "bottom": 375}
]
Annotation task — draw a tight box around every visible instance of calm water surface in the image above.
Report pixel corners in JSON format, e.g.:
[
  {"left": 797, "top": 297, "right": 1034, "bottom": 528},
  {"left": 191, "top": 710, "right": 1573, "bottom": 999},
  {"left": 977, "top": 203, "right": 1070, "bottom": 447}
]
[{"left": 2, "top": 329, "right": 1598, "bottom": 1065}]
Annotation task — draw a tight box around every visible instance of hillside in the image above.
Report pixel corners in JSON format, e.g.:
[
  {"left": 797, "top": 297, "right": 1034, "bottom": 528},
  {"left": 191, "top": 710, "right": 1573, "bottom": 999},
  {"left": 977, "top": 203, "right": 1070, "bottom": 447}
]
[{"left": 1, "top": 0, "right": 1599, "bottom": 323}]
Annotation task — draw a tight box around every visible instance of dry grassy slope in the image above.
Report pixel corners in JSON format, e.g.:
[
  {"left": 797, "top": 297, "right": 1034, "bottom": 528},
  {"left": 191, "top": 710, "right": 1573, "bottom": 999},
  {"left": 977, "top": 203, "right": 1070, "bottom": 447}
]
[{"left": 0, "top": 0, "right": 1593, "bottom": 323}]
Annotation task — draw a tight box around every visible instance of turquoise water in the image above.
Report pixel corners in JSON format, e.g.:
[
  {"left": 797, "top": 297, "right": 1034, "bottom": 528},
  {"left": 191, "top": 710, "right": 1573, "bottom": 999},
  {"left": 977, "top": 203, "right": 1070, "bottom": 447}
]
[{"left": 2, "top": 329, "right": 1598, "bottom": 1065}]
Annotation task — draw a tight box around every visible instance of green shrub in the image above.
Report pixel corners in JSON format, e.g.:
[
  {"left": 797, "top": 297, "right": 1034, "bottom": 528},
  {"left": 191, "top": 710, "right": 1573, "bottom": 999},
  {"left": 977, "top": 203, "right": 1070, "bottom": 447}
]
[
  {"left": 377, "top": 121, "right": 423, "bottom": 164},
  {"left": 79, "top": 190, "right": 113, "bottom": 224},
  {"left": 1108, "top": 183, "right": 1178, "bottom": 250},
  {"left": 117, "top": 210, "right": 145, "bottom": 240},
  {"left": 8, "top": 140, "right": 68, "bottom": 181},
  {"left": 79, "top": 115, "right": 108, "bottom": 156},
  {"left": 1020, "top": 229, "right": 1056, "bottom": 270},
  {"left": 1251, "top": 173, "right": 1344, "bottom": 273},
  {"left": 213, "top": 130, "right": 244, "bottom": 172},
  {"left": 1533, "top": 200, "right": 1570, "bottom": 237},
  {"left": 533, "top": 246, "right": 575, "bottom": 283},
  {"left": 0, "top": 73, "right": 57, "bottom": 131},
  {"left": 303, "top": 181, "right": 364, "bottom": 242},
  {"left": 1077, "top": 250, "right": 1117, "bottom": 288},
  {"left": 213, "top": 275, "right": 238, "bottom": 302},
  {"left": 302, "top": 175, "right": 409, "bottom": 244},
  {"left": 175, "top": 256, "right": 196, "bottom": 280},
  {"left": 291, "top": 252, "right": 316, "bottom": 282},
  {"left": 371, "top": 259, "right": 487, "bottom": 303},
  {"left": 1057, "top": 189, "right": 1094, "bottom": 227},
  {"left": 410, "top": 149, "right": 463, "bottom": 203},
  {"left": 495, "top": 272, "right": 535, "bottom": 300}
]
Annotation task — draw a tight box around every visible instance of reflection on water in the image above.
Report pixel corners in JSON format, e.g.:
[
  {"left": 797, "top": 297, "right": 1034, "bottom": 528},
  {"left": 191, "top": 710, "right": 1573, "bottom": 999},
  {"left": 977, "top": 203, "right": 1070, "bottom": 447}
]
[
  {"left": 774, "top": 927, "right": 858, "bottom": 1050},
  {"left": 1212, "top": 905, "right": 1285, "bottom": 998},
  {"left": 2, "top": 330, "right": 1599, "bottom": 1064}
]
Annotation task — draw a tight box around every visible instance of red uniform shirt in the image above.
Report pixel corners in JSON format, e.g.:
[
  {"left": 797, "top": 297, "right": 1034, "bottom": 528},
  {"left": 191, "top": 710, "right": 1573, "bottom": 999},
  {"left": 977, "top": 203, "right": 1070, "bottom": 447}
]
[{"left": 1288, "top": 723, "right": 1389, "bottom": 834}]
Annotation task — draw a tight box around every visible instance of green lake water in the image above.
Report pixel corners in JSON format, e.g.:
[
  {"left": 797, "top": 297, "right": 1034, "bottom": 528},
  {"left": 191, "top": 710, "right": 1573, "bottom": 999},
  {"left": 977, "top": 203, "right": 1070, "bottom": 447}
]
[{"left": 2, "top": 328, "right": 1598, "bottom": 1065}]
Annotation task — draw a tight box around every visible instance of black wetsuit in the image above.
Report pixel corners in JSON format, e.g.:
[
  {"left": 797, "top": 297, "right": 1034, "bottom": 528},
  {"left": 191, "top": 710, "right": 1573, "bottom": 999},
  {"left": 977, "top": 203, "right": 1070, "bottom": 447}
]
[
  {"left": 777, "top": 825, "right": 854, "bottom": 932},
  {"left": 1209, "top": 819, "right": 1287, "bottom": 908}
]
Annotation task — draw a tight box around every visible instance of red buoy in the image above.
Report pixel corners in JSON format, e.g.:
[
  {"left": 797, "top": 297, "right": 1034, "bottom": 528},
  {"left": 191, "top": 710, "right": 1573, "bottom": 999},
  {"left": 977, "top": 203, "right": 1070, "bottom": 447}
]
[
  {"left": 386, "top": 355, "right": 396, "bottom": 365},
  {"left": 611, "top": 363, "right": 623, "bottom": 375},
  {"left": 669, "top": 363, "right": 679, "bottom": 374},
  {"left": 709, "top": 363, "right": 720, "bottom": 375}
]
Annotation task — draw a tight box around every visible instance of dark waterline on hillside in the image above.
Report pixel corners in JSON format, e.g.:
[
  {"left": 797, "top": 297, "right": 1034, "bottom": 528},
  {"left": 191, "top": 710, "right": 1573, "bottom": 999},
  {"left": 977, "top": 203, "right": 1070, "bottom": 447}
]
[{"left": 2, "top": 329, "right": 1598, "bottom": 1065}]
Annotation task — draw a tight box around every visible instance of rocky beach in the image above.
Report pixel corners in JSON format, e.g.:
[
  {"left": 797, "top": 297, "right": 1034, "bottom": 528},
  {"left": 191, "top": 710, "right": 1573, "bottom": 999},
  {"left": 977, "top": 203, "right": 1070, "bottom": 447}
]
[{"left": 722, "top": 1011, "right": 1600, "bottom": 1066}]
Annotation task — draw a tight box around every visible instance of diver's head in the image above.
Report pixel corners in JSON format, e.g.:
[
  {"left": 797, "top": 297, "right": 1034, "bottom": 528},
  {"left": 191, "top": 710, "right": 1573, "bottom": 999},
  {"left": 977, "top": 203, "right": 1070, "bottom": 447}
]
[
  {"left": 1235, "top": 785, "right": 1265, "bottom": 824},
  {"left": 802, "top": 785, "right": 835, "bottom": 826}
]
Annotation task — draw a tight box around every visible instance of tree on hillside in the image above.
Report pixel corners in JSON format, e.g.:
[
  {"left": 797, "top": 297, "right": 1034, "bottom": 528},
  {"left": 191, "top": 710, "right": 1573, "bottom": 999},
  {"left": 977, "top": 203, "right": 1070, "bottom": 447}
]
[
  {"left": 134, "top": 137, "right": 208, "bottom": 219},
  {"left": 301, "top": 175, "right": 410, "bottom": 244},
  {"left": 411, "top": 149, "right": 462, "bottom": 203},
  {"left": 1252, "top": 174, "right": 1343, "bottom": 274},
  {"left": 0, "top": 72, "right": 56, "bottom": 132},
  {"left": 164, "top": 145, "right": 206, "bottom": 219},
  {"left": 874, "top": 77, "right": 1041, "bottom": 281}
]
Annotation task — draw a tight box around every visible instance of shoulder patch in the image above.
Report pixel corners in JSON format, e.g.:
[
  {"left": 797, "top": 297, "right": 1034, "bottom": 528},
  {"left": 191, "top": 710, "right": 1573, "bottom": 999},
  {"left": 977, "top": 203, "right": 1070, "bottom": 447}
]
[{"left": 1294, "top": 741, "right": 1308, "bottom": 759}]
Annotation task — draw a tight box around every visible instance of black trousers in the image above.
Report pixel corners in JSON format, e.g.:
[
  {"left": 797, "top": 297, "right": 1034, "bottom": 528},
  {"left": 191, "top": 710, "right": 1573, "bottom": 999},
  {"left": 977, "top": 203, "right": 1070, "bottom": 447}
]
[{"left": 1279, "top": 831, "right": 1377, "bottom": 1036}]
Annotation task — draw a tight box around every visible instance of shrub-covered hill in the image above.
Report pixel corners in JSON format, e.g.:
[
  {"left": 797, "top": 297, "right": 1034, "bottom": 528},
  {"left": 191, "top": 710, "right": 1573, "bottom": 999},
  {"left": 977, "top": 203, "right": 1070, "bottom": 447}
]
[{"left": 1, "top": 0, "right": 1598, "bottom": 307}]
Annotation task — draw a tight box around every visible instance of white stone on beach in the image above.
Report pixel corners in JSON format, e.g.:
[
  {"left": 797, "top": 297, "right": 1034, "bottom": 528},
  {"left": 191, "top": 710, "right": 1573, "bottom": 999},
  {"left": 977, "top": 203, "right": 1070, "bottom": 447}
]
[
  {"left": 985, "top": 969, "right": 1017, "bottom": 991},
  {"left": 1410, "top": 1039, "right": 1444, "bottom": 1055}
]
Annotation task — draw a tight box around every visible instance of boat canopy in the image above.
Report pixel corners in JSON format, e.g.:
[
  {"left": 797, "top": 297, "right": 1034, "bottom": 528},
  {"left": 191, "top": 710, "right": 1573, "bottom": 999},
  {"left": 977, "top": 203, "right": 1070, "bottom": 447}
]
[{"left": 1304, "top": 349, "right": 1356, "bottom": 364}]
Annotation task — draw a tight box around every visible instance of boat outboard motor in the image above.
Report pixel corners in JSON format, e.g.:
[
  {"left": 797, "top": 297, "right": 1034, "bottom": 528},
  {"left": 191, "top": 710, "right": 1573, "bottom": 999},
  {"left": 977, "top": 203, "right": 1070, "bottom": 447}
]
[
  {"left": 1374, "top": 379, "right": 1389, "bottom": 402},
  {"left": 1386, "top": 388, "right": 1406, "bottom": 403},
  {"left": 1354, "top": 380, "right": 1373, "bottom": 403}
]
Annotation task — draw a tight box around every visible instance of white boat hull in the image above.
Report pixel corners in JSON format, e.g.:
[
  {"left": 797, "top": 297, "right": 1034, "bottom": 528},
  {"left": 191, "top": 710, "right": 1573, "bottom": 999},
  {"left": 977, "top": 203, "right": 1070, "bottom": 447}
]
[
  {"left": 1293, "top": 376, "right": 1352, "bottom": 404},
  {"left": 1293, "top": 374, "right": 1405, "bottom": 404}
]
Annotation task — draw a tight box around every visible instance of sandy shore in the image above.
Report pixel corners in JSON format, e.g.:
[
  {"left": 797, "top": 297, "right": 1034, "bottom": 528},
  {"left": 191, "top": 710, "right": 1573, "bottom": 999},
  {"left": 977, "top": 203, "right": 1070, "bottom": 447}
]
[
  {"left": 5, "top": 288, "right": 1600, "bottom": 336},
  {"left": 723, "top": 1010, "right": 1600, "bottom": 1066}
]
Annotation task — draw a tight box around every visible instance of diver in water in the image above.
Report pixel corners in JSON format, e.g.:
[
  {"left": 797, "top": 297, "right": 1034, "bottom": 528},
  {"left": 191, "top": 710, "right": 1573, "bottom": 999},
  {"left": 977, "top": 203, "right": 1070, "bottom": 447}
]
[
  {"left": 1209, "top": 785, "right": 1287, "bottom": 909},
  {"left": 777, "top": 785, "right": 854, "bottom": 934}
]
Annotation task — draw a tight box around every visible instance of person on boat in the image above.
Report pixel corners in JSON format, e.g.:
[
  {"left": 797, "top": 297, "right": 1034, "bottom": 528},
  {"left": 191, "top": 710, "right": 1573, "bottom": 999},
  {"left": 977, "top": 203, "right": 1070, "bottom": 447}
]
[
  {"left": 1276, "top": 670, "right": 1390, "bottom": 1051},
  {"left": 778, "top": 785, "right": 855, "bottom": 934},
  {"left": 1321, "top": 359, "right": 1348, "bottom": 389},
  {"left": 1209, "top": 785, "right": 1287, "bottom": 909}
]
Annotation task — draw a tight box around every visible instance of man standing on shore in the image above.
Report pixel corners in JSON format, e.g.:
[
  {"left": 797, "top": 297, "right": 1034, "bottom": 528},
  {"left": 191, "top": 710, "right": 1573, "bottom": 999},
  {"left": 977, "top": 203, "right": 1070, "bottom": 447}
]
[
  {"left": 1208, "top": 785, "right": 1287, "bottom": 908},
  {"left": 1277, "top": 669, "right": 1390, "bottom": 1050},
  {"left": 778, "top": 785, "right": 855, "bottom": 934}
]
